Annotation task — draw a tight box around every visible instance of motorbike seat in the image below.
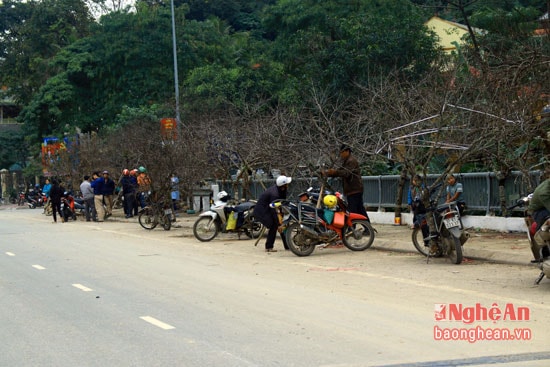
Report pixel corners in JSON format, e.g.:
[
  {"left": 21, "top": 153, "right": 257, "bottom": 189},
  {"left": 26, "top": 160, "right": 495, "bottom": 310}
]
[{"left": 234, "top": 202, "right": 254, "bottom": 212}]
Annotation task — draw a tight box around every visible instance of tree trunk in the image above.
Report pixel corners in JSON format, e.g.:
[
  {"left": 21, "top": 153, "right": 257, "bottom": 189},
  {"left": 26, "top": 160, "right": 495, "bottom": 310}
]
[{"left": 394, "top": 167, "right": 408, "bottom": 225}]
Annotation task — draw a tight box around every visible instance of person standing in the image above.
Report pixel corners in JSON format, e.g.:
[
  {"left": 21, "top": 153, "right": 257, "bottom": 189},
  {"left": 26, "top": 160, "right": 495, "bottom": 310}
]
[
  {"left": 120, "top": 169, "right": 137, "bottom": 218},
  {"left": 130, "top": 169, "right": 140, "bottom": 216},
  {"left": 170, "top": 173, "right": 180, "bottom": 213},
  {"left": 91, "top": 171, "right": 105, "bottom": 222},
  {"left": 101, "top": 171, "right": 116, "bottom": 217},
  {"left": 527, "top": 177, "right": 550, "bottom": 263},
  {"left": 137, "top": 166, "right": 152, "bottom": 208},
  {"left": 324, "top": 145, "right": 369, "bottom": 219},
  {"left": 42, "top": 178, "right": 52, "bottom": 198},
  {"left": 80, "top": 175, "right": 96, "bottom": 222},
  {"left": 407, "top": 174, "right": 426, "bottom": 228},
  {"left": 49, "top": 179, "right": 65, "bottom": 223},
  {"left": 253, "top": 175, "right": 292, "bottom": 252},
  {"left": 42, "top": 178, "right": 52, "bottom": 215}
]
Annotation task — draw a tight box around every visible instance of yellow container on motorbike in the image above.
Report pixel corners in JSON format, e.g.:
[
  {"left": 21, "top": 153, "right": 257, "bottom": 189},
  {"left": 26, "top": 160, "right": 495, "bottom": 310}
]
[{"left": 226, "top": 211, "right": 237, "bottom": 230}]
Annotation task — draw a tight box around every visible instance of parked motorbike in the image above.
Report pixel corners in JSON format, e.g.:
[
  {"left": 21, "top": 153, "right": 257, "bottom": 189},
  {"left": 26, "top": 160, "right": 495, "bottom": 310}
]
[
  {"left": 508, "top": 195, "right": 550, "bottom": 284},
  {"left": 73, "top": 195, "right": 87, "bottom": 215},
  {"left": 193, "top": 191, "right": 264, "bottom": 242},
  {"left": 18, "top": 191, "right": 26, "bottom": 206},
  {"left": 61, "top": 192, "right": 77, "bottom": 222},
  {"left": 25, "top": 189, "right": 44, "bottom": 209},
  {"left": 411, "top": 185, "right": 469, "bottom": 264},
  {"left": 138, "top": 191, "right": 173, "bottom": 231},
  {"left": 273, "top": 187, "right": 375, "bottom": 257}
]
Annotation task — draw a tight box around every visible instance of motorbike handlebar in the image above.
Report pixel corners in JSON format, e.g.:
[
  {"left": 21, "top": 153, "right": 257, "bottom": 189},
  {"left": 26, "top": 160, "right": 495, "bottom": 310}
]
[
  {"left": 269, "top": 199, "right": 291, "bottom": 208},
  {"left": 506, "top": 195, "right": 531, "bottom": 211}
]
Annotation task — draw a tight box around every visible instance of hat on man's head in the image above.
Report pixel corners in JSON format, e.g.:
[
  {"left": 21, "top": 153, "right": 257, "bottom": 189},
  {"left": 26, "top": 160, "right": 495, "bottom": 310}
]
[
  {"left": 102, "top": 170, "right": 109, "bottom": 174},
  {"left": 276, "top": 175, "right": 292, "bottom": 187},
  {"left": 340, "top": 144, "right": 351, "bottom": 153}
]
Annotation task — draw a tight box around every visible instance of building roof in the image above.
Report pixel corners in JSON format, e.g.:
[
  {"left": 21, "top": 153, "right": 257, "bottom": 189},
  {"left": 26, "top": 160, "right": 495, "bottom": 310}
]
[{"left": 425, "top": 16, "right": 471, "bottom": 53}]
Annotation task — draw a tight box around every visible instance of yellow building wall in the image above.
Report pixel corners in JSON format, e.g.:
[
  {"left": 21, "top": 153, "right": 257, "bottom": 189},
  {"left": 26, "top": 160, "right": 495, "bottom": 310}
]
[{"left": 425, "top": 16, "right": 470, "bottom": 53}]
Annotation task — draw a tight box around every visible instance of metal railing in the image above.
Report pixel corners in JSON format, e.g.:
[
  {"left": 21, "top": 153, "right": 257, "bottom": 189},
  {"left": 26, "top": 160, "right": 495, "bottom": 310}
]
[{"left": 217, "top": 171, "right": 543, "bottom": 216}]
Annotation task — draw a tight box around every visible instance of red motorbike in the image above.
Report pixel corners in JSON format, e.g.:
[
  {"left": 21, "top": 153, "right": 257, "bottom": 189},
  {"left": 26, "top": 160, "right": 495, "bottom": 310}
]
[{"left": 272, "top": 188, "right": 375, "bottom": 257}]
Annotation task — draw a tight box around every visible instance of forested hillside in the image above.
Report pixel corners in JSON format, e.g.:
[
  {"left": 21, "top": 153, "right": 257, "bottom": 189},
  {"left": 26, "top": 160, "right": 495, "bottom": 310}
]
[{"left": 0, "top": 0, "right": 548, "bottom": 197}]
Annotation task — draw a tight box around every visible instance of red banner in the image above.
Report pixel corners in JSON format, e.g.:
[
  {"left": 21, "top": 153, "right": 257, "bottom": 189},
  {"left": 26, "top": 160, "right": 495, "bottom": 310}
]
[{"left": 160, "top": 118, "right": 178, "bottom": 140}]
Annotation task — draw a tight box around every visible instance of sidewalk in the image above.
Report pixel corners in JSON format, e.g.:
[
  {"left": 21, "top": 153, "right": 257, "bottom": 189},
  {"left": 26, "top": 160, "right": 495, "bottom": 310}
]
[
  {"left": 143, "top": 210, "right": 536, "bottom": 267},
  {"left": 1, "top": 204, "right": 537, "bottom": 266}
]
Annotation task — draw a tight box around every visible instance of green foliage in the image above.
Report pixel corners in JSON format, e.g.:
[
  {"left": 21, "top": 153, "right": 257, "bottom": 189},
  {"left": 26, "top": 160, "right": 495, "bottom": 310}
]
[
  {"left": 2, "top": 0, "right": 549, "bottom": 178},
  {"left": 183, "top": 0, "right": 275, "bottom": 32},
  {"left": 263, "top": 0, "right": 439, "bottom": 96},
  {"left": 0, "top": 129, "right": 27, "bottom": 170},
  {"left": 469, "top": 6, "right": 543, "bottom": 58},
  {"left": 0, "top": 0, "right": 93, "bottom": 104}
]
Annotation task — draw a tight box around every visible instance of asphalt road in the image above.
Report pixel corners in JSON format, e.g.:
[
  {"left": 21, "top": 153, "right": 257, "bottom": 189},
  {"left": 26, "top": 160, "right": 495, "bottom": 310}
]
[{"left": 1, "top": 208, "right": 550, "bottom": 367}]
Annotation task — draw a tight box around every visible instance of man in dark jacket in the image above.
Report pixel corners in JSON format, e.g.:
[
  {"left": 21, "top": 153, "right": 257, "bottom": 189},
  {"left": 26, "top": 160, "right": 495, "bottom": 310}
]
[
  {"left": 528, "top": 177, "right": 550, "bottom": 262},
  {"left": 254, "top": 175, "right": 292, "bottom": 252},
  {"left": 120, "top": 169, "right": 137, "bottom": 218},
  {"left": 101, "top": 171, "right": 116, "bottom": 217},
  {"left": 49, "top": 179, "right": 65, "bottom": 223},
  {"left": 324, "top": 145, "right": 368, "bottom": 219}
]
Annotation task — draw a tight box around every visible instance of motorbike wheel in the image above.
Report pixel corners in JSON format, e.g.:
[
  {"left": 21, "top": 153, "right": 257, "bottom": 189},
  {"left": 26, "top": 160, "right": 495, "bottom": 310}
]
[
  {"left": 139, "top": 208, "right": 158, "bottom": 230},
  {"left": 44, "top": 202, "right": 53, "bottom": 216},
  {"left": 243, "top": 215, "right": 265, "bottom": 239},
  {"left": 342, "top": 220, "right": 375, "bottom": 251},
  {"left": 412, "top": 227, "right": 431, "bottom": 257},
  {"left": 285, "top": 222, "right": 316, "bottom": 257},
  {"left": 445, "top": 235, "right": 463, "bottom": 264},
  {"left": 193, "top": 216, "right": 219, "bottom": 242},
  {"left": 412, "top": 228, "right": 445, "bottom": 258},
  {"left": 162, "top": 215, "right": 171, "bottom": 231}
]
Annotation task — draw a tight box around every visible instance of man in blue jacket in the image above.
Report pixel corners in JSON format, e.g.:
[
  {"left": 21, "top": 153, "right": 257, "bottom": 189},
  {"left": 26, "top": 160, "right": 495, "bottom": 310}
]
[{"left": 91, "top": 171, "right": 105, "bottom": 222}]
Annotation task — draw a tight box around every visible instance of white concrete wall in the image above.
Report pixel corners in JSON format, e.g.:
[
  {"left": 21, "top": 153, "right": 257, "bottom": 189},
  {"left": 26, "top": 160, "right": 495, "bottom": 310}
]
[{"left": 368, "top": 211, "right": 526, "bottom": 233}]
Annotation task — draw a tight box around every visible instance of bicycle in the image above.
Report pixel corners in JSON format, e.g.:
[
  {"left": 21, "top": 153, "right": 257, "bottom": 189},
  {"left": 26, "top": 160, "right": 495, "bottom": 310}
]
[{"left": 138, "top": 192, "right": 172, "bottom": 231}]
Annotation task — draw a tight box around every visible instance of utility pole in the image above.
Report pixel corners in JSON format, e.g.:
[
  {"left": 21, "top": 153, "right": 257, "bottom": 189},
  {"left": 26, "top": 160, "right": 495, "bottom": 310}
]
[{"left": 170, "top": 0, "right": 181, "bottom": 139}]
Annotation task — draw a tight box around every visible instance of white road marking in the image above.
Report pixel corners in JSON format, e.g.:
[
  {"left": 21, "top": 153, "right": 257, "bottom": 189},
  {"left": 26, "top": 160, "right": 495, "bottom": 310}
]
[
  {"left": 6, "top": 252, "right": 15, "bottom": 256},
  {"left": 32, "top": 265, "right": 46, "bottom": 270},
  {"left": 72, "top": 283, "right": 93, "bottom": 292},
  {"left": 140, "top": 316, "right": 175, "bottom": 330}
]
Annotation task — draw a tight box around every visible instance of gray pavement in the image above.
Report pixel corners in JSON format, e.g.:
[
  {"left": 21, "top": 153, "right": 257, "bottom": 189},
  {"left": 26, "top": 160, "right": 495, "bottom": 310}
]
[{"left": 1, "top": 203, "right": 538, "bottom": 267}]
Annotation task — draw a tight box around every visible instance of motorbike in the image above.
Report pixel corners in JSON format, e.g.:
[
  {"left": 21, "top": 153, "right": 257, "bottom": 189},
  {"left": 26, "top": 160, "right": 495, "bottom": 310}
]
[
  {"left": 193, "top": 191, "right": 264, "bottom": 242},
  {"left": 25, "top": 189, "right": 44, "bottom": 209},
  {"left": 273, "top": 187, "right": 375, "bottom": 257},
  {"left": 138, "top": 191, "right": 173, "bottom": 231},
  {"left": 60, "top": 192, "right": 77, "bottom": 222},
  {"left": 508, "top": 195, "right": 550, "bottom": 284},
  {"left": 73, "top": 195, "right": 87, "bottom": 215},
  {"left": 43, "top": 195, "right": 53, "bottom": 216},
  {"left": 18, "top": 191, "right": 26, "bottom": 206},
  {"left": 411, "top": 186, "right": 469, "bottom": 264}
]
